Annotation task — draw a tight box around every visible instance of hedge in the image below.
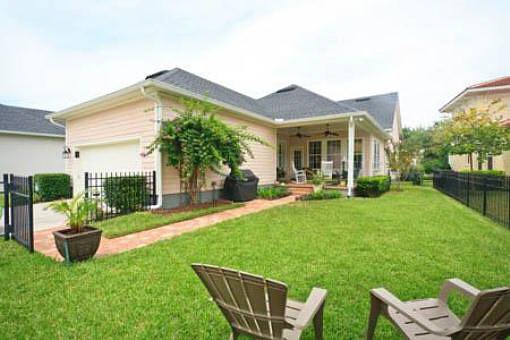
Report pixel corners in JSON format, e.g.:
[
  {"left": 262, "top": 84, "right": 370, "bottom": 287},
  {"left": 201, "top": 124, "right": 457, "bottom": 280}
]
[
  {"left": 257, "top": 186, "right": 290, "bottom": 200},
  {"left": 34, "top": 173, "right": 72, "bottom": 202},
  {"left": 459, "top": 170, "right": 505, "bottom": 177},
  {"left": 355, "top": 176, "right": 391, "bottom": 197},
  {"left": 300, "top": 189, "right": 342, "bottom": 201},
  {"left": 103, "top": 176, "right": 149, "bottom": 214}
]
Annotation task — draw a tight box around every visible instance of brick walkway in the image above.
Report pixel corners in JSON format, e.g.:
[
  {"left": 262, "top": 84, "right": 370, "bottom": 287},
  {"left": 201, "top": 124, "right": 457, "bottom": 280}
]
[{"left": 34, "top": 196, "right": 298, "bottom": 261}]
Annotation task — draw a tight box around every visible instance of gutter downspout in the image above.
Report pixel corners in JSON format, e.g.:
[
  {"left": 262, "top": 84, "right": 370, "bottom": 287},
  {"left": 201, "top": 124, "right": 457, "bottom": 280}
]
[
  {"left": 49, "top": 116, "right": 65, "bottom": 128},
  {"left": 141, "top": 86, "right": 163, "bottom": 209}
]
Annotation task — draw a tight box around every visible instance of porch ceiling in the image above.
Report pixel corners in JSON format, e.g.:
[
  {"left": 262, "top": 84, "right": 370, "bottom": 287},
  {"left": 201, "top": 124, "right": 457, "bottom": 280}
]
[{"left": 277, "top": 117, "right": 383, "bottom": 139}]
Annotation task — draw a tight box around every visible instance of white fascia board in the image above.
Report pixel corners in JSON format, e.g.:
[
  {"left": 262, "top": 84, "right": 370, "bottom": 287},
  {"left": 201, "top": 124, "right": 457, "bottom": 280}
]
[
  {"left": 439, "top": 85, "right": 510, "bottom": 112},
  {"left": 0, "top": 129, "right": 65, "bottom": 138}
]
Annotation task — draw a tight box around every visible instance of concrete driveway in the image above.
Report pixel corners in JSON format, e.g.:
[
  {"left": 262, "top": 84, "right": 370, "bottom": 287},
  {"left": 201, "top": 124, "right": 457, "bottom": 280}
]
[
  {"left": 1, "top": 202, "right": 66, "bottom": 235},
  {"left": 33, "top": 202, "right": 67, "bottom": 231}
]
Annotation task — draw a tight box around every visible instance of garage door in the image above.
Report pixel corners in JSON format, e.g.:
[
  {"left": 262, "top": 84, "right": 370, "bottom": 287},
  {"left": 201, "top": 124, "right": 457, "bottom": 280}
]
[{"left": 73, "top": 140, "right": 141, "bottom": 192}]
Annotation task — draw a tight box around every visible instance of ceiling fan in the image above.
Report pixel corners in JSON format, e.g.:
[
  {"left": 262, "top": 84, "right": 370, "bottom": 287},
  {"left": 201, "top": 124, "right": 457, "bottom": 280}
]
[
  {"left": 292, "top": 127, "right": 310, "bottom": 138},
  {"left": 323, "top": 124, "right": 339, "bottom": 137}
]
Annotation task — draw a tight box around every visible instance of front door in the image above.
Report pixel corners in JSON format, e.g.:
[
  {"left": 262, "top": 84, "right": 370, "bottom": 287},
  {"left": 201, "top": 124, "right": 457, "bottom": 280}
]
[{"left": 291, "top": 147, "right": 304, "bottom": 170}]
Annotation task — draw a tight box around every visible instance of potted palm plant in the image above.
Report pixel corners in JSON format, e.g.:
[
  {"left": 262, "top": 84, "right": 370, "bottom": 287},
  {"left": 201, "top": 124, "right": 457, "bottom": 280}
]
[{"left": 48, "top": 194, "right": 101, "bottom": 262}]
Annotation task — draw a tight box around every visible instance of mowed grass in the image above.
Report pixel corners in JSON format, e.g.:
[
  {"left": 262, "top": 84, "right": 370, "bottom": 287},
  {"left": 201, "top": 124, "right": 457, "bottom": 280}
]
[
  {"left": 92, "top": 203, "right": 243, "bottom": 238},
  {"left": 1, "top": 185, "right": 509, "bottom": 339}
]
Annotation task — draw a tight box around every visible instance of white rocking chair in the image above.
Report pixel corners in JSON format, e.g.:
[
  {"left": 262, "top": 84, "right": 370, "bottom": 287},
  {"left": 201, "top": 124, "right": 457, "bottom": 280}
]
[
  {"left": 321, "top": 161, "right": 333, "bottom": 180},
  {"left": 292, "top": 162, "right": 307, "bottom": 184}
]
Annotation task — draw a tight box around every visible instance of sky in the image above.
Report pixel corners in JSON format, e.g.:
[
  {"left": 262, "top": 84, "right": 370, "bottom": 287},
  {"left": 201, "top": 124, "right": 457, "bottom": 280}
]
[{"left": 1, "top": 0, "right": 509, "bottom": 128}]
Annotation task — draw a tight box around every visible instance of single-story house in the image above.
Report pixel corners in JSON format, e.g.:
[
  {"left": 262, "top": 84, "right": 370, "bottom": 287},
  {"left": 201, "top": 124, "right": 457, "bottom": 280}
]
[
  {"left": 440, "top": 76, "right": 510, "bottom": 173},
  {"left": 0, "top": 103, "right": 64, "bottom": 176},
  {"left": 49, "top": 68, "right": 402, "bottom": 207}
]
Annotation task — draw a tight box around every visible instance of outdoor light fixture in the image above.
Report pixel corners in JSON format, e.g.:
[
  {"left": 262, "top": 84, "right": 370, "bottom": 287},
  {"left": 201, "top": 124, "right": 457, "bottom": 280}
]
[{"left": 62, "top": 146, "right": 71, "bottom": 159}]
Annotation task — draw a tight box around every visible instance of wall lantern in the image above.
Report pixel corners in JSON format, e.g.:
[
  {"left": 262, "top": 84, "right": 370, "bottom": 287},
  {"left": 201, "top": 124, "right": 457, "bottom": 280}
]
[{"left": 62, "top": 146, "right": 71, "bottom": 159}]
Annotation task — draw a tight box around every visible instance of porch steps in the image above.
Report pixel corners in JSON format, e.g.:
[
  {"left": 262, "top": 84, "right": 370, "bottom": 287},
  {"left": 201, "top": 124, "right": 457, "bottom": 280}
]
[{"left": 285, "top": 184, "right": 314, "bottom": 195}]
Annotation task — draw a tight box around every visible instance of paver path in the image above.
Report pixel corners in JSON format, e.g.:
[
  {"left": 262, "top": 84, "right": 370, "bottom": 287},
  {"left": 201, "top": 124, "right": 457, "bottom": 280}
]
[{"left": 35, "top": 196, "right": 298, "bottom": 261}]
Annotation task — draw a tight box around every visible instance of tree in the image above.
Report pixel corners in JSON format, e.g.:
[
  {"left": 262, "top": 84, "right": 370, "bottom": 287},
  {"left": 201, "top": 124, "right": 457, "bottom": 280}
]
[
  {"left": 385, "top": 140, "right": 413, "bottom": 191},
  {"left": 402, "top": 127, "right": 449, "bottom": 173},
  {"left": 434, "top": 99, "right": 509, "bottom": 170},
  {"left": 148, "top": 98, "right": 270, "bottom": 204}
]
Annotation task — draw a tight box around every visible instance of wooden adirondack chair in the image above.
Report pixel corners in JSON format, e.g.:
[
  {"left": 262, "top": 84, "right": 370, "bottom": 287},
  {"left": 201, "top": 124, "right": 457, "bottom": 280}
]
[
  {"left": 192, "top": 264, "right": 327, "bottom": 340},
  {"left": 367, "top": 278, "right": 510, "bottom": 339}
]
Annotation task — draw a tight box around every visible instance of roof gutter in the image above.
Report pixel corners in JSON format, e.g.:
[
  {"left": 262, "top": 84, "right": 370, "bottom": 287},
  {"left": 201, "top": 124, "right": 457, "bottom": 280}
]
[{"left": 0, "top": 129, "right": 64, "bottom": 138}]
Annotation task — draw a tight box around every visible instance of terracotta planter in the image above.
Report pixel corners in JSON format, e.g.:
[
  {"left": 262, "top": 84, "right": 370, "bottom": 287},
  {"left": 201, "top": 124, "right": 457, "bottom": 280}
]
[
  {"left": 313, "top": 184, "right": 323, "bottom": 193},
  {"left": 53, "top": 226, "right": 102, "bottom": 262}
]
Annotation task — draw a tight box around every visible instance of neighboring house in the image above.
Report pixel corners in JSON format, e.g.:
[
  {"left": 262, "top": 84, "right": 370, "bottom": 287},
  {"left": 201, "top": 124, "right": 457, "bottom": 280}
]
[
  {"left": 440, "top": 76, "right": 510, "bottom": 173},
  {"left": 49, "top": 68, "right": 402, "bottom": 207},
  {"left": 0, "top": 103, "right": 64, "bottom": 176}
]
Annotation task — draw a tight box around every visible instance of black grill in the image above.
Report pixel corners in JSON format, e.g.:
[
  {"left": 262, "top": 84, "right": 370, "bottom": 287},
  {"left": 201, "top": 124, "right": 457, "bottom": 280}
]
[{"left": 223, "top": 169, "right": 259, "bottom": 202}]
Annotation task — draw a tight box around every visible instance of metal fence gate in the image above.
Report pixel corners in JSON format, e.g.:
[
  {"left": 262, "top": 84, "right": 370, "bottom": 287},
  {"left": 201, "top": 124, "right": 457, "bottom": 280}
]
[{"left": 3, "top": 174, "right": 34, "bottom": 252}]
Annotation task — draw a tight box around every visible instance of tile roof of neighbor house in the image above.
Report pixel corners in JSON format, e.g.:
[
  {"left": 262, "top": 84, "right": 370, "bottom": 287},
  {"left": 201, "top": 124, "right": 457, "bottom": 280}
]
[
  {"left": 337, "top": 92, "right": 399, "bottom": 130},
  {"left": 469, "top": 76, "right": 510, "bottom": 89},
  {"left": 0, "top": 103, "right": 64, "bottom": 136},
  {"left": 147, "top": 68, "right": 398, "bottom": 129}
]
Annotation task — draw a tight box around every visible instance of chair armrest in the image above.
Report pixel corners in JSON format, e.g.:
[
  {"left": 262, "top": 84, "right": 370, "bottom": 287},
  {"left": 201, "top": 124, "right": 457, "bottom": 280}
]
[
  {"left": 438, "top": 278, "right": 480, "bottom": 303},
  {"left": 371, "top": 288, "right": 446, "bottom": 335},
  {"left": 294, "top": 287, "right": 327, "bottom": 330}
]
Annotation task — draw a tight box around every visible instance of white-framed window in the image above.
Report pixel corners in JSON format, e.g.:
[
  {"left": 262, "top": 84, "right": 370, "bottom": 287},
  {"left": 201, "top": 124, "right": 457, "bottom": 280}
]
[
  {"left": 327, "top": 140, "right": 341, "bottom": 169},
  {"left": 354, "top": 139, "right": 363, "bottom": 171},
  {"left": 308, "top": 141, "right": 322, "bottom": 169},
  {"left": 373, "top": 139, "right": 380, "bottom": 170}
]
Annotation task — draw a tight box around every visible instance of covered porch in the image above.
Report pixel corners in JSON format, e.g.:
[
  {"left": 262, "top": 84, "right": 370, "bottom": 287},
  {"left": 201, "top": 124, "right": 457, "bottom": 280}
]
[{"left": 276, "top": 114, "right": 389, "bottom": 196}]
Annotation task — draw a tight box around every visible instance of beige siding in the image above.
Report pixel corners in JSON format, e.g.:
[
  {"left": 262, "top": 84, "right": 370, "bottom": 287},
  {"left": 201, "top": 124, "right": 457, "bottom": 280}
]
[
  {"left": 65, "top": 99, "right": 156, "bottom": 182},
  {"left": 160, "top": 97, "right": 277, "bottom": 195},
  {"left": 447, "top": 91, "right": 510, "bottom": 173}
]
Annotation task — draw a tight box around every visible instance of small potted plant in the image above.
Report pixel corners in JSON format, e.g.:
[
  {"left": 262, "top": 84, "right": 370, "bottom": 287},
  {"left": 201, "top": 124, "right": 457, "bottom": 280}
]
[
  {"left": 311, "top": 172, "right": 324, "bottom": 193},
  {"left": 48, "top": 194, "right": 101, "bottom": 262}
]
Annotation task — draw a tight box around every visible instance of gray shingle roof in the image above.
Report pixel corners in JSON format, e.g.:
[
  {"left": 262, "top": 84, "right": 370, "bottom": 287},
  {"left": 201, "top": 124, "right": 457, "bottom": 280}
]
[
  {"left": 256, "top": 85, "right": 355, "bottom": 120},
  {"left": 0, "top": 103, "right": 64, "bottom": 136},
  {"left": 146, "top": 68, "right": 398, "bottom": 130},
  {"left": 147, "top": 68, "right": 268, "bottom": 115},
  {"left": 337, "top": 92, "right": 398, "bottom": 129}
]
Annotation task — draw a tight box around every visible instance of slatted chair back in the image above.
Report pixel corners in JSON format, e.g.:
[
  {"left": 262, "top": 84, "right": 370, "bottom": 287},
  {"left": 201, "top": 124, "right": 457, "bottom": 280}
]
[
  {"left": 321, "top": 161, "right": 333, "bottom": 180},
  {"left": 452, "top": 286, "right": 510, "bottom": 339},
  {"left": 192, "top": 264, "right": 293, "bottom": 339}
]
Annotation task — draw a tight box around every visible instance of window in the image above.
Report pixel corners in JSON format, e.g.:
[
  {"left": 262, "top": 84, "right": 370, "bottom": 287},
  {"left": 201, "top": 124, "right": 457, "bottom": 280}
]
[
  {"left": 373, "top": 140, "right": 380, "bottom": 170},
  {"left": 354, "top": 139, "right": 363, "bottom": 171},
  {"left": 293, "top": 150, "right": 303, "bottom": 170},
  {"left": 308, "top": 141, "right": 322, "bottom": 169},
  {"left": 327, "top": 140, "right": 341, "bottom": 169},
  {"left": 277, "top": 142, "right": 286, "bottom": 169}
]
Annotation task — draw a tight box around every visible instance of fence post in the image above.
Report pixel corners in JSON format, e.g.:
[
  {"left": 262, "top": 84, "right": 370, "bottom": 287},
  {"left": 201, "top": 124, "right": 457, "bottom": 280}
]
[
  {"left": 27, "top": 176, "right": 34, "bottom": 253},
  {"left": 483, "top": 175, "right": 487, "bottom": 216},
  {"left": 84, "top": 172, "right": 89, "bottom": 199},
  {"left": 466, "top": 173, "right": 470, "bottom": 207},
  {"left": 3, "top": 174, "right": 9, "bottom": 241},
  {"left": 152, "top": 170, "right": 157, "bottom": 205}
]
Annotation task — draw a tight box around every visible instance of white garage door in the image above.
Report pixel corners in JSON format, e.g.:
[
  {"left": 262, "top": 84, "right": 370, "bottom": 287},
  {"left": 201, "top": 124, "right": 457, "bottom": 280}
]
[{"left": 73, "top": 140, "right": 141, "bottom": 192}]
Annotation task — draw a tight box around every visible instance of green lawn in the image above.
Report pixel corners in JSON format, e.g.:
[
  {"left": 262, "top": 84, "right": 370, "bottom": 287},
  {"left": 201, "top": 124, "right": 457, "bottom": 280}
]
[
  {"left": 1, "top": 185, "right": 509, "bottom": 338},
  {"left": 92, "top": 203, "right": 243, "bottom": 238}
]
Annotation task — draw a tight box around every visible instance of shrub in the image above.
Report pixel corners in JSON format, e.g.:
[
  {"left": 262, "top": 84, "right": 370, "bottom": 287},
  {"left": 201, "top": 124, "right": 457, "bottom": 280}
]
[
  {"left": 34, "top": 173, "right": 71, "bottom": 202},
  {"left": 311, "top": 172, "right": 324, "bottom": 186},
  {"left": 300, "top": 189, "right": 342, "bottom": 201},
  {"left": 103, "top": 176, "right": 149, "bottom": 214},
  {"left": 355, "top": 176, "right": 391, "bottom": 197},
  {"left": 459, "top": 170, "right": 505, "bottom": 177},
  {"left": 257, "top": 185, "right": 290, "bottom": 200}
]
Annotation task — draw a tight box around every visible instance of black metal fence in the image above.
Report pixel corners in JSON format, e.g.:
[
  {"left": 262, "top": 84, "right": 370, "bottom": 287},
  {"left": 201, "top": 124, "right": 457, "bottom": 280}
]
[
  {"left": 3, "top": 174, "right": 34, "bottom": 252},
  {"left": 85, "top": 171, "right": 156, "bottom": 221},
  {"left": 433, "top": 170, "right": 510, "bottom": 228}
]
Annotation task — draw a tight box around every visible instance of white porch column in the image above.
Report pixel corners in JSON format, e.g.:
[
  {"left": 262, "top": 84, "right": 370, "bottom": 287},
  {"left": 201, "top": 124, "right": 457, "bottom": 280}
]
[{"left": 347, "top": 116, "right": 355, "bottom": 197}]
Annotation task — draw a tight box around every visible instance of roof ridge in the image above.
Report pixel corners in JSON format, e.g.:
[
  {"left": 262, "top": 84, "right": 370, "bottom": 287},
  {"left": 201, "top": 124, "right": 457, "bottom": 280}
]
[
  {"left": 0, "top": 102, "right": 53, "bottom": 114},
  {"left": 468, "top": 75, "right": 510, "bottom": 89},
  {"left": 337, "top": 91, "right": 398, "bottom": 102}
]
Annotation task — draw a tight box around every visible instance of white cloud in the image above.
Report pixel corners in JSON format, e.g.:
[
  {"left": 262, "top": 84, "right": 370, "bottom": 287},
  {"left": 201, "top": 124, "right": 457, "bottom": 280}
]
[{"left": 0, "top": 0, "right": 509, "bottom": 127}]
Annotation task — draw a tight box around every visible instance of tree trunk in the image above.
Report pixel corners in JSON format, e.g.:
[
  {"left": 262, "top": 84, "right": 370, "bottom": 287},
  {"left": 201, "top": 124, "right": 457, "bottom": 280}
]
[{"left": 468, "top": 153, "right": 473, "bottom": 171}]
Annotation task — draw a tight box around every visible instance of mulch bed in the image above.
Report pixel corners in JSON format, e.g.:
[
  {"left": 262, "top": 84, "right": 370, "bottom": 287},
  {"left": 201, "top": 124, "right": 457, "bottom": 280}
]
[{"left": 152, "top": 199, "right": 235, "bottom": 215}]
